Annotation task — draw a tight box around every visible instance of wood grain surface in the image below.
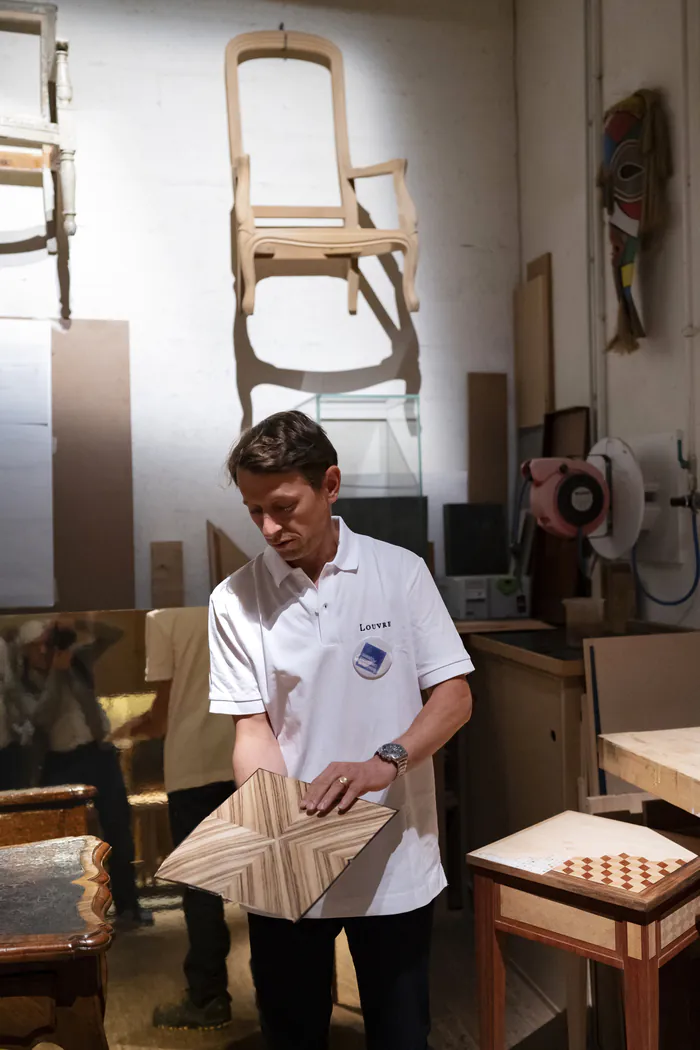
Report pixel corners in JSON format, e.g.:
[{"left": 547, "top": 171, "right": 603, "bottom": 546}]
[
  {"left": 599, "top": 727, "right": 700, "bottom": 816},
  {"left": 156, "top": 769, "right": 396, "bottom": 921}
]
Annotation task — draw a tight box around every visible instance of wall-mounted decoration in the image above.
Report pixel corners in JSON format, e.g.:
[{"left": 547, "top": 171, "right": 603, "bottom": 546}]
[
  {"left": 598, "top": 90, "right": 672, "bottom": 354},
  {"left": 225, "top": 31, "right": 419, "bottom": 317}
]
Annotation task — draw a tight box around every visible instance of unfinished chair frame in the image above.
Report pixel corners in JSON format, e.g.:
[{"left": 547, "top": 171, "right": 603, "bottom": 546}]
[
  {"left": 225, "top": 30, "right": 419, "bottom": 316},
  {"left": 0, "top": 1, "right": 76, "bottom": 251}
]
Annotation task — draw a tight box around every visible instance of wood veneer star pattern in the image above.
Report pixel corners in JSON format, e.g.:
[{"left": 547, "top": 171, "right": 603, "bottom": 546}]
[
  {"left": 156, "top": 769, "right": 396, "bottom": 921},
  {"left": 549, "top": 853, "right": 688, "bottom": 893}
]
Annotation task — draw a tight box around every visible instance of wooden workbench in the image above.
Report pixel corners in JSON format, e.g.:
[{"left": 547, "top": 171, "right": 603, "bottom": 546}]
[{"left": 599, "top": 728, "right": 700, "bottom": 817}]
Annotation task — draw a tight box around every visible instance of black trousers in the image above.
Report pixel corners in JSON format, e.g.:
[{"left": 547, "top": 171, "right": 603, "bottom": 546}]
[
  {"left": 0, "top": 742, "right": 31, "bottom": 791},
  {"left": 248, "top": 900, "right": 434, "bottom": 1050},
  {"left": 41, "top": 742, "right": 139, "bottom": 914},
  {"left": 168, "top": 779, "right": 235, "bottom": 1006}
]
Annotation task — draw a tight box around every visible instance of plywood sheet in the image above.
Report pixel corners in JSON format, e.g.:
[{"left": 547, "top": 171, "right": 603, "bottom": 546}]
[
  {"left": 513, "top": 275, "right": 553, "bottom": 428},
  {"left": 156, "top": 769, "right": 396, "bottom": 921},
  {"left": 467, "top": 372, "right": 508, "bottom": 505},
  {"left": 599, "top": 727, "right": 700, "bottom": 816},
  {"left": 206, "top": 521, "right": 249, "bottom": 590},
  {"left": 584, "top": 633, "right": 700, "bottom": 795},
  {"left": 52, "top": 321, "right": 134, "bottom": 610},
  {"left": 150, "top": 541, "right": 184, "bottom": 608}
]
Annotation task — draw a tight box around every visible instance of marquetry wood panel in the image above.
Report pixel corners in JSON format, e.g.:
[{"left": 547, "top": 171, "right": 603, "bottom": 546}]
[
  {"left": 499, "top": 884, "right": 617, "bottom": 951},
  {"left": 156, "top": 770, "right": 395, "bottom": 921}
]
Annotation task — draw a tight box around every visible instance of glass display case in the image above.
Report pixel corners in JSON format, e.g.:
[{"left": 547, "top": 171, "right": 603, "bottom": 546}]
[{"left": 295, "top": 394, "right": 422, "bottom": 498}]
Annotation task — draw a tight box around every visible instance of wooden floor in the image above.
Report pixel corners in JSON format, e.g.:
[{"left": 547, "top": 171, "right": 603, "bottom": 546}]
[{"left": 83, "top": 897, "right": 561, "bottom": 1050}]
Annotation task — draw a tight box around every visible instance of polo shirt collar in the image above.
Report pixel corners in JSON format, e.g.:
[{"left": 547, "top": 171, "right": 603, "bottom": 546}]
[{"left": 263, "top": 516, "right": 358, "bottom": 587}]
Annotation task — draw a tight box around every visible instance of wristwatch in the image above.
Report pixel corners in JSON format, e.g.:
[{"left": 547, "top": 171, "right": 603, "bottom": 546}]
[{"left": 374, "top": 742, "right": 408, "bottom": 778}]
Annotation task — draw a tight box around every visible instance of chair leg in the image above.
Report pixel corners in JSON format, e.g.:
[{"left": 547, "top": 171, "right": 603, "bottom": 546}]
[
  {"left": 402, "top": 237, "right": 419, "bottom": 312},
  {"left": 240, "top": 248, "right": 257, "bottom": 315},
  {"left": 347, "top": 261, "right": 360, "bottom": 314},
  {"left": 59, "top": 148, "right": 77, "bottom": 236},
  {"left": 473, "top": 873, "right": 506, "bottom": 1050},
  {"left": 565, "top": 954, "right": 588, "bottom": 1050},
  {"left": 623, "top": 957, "right": 659, "bottom": 1050}
]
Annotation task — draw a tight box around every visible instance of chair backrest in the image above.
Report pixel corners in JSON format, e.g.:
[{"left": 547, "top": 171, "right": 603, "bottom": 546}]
[
  {"left": 0, "top": 2, "right": 57, "bottom": 120},
  {"left": 225, "top": 31, "right": 357, "bottom": 227}
]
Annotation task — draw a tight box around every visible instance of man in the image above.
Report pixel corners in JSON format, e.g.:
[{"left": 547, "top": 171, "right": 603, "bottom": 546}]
[
  {"left": 209, "top": 410, "right": 473, "bottom": 1050},
  {"left": 10, "top": 616, "right": 150, "bottom": 929},
  {"left": 116, "top": 606, "right": 235, "bottom": 1031}
]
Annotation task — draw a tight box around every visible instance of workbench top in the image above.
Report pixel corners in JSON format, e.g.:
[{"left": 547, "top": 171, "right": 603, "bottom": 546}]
[{"left": 599, "top": 727, "right": 700, "bottom": 818}]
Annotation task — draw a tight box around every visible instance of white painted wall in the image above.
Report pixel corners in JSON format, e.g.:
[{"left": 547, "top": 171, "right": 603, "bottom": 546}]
[
  {"left": 516, "top": 0, "right": 700, "bottom": 625},
  {"left": 0, "top": 0, "right": 519, "bottom": 606}
]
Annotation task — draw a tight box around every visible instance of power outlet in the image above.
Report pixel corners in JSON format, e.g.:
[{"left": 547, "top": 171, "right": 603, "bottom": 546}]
[{"left": 627, "top": 431, "right": 687, "bottom": 566}]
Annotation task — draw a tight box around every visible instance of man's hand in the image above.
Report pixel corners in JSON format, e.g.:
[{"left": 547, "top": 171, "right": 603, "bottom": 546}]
[
  {"left": 51, "top": 648, "right": 73, "bottom": 671},
  {"left": 302, "top": 756, "right": 397, "bottom": 816},
  {"left": 109, "top": 713, "right": 158, "bottom": 742}
]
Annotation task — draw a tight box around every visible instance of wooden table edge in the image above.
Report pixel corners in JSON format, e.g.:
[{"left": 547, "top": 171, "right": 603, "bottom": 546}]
[
  {"left": 466, "top": 853, "right": 700, "bottom": 921},
  {"left": 0, "top": 836, "right": 114, "bottom": 962}
]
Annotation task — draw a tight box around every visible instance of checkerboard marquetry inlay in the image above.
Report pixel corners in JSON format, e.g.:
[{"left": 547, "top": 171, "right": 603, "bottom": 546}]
[{"left": 549, "top": 854, "right": 687, "bottom": 893}]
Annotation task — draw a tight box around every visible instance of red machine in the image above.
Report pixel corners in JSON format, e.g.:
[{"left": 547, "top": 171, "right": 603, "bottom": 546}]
[{"left": 523, "top": 457, "right": 610, "bottom": 539}]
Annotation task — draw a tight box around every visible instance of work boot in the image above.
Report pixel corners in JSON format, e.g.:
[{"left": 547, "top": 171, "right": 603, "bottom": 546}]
[{"left": 153, "top": 992, "right": 232, "bottom": 1031}]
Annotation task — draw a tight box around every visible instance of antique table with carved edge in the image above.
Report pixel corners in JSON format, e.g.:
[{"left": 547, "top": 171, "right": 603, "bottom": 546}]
[{"left": 0, "top": 835, "right": 113, "bottom": 1049}]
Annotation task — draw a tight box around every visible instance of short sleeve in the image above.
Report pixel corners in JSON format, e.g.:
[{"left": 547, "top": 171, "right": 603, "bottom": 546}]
[
  {"left": 145, "top": 611, "right": 174, "bottom": 682},
  {"left": 208, "top": 594, "right": 265, "bottom": 716},
  {"left": 406, "top": 557, "right": 474, "bottom": 690}
]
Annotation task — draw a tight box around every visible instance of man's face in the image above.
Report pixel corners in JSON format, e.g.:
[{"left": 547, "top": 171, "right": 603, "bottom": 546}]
[
  {"left": 24, "top": 635, "right": 51, "bottom": 671},
  {"left": 238, "top": 467, "right": 340, "bottom": 563}
]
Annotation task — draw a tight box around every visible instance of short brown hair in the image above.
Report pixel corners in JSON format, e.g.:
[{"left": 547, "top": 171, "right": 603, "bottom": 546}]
[{"left": 227, "top": 410, "right": 338, "bottom": 489}]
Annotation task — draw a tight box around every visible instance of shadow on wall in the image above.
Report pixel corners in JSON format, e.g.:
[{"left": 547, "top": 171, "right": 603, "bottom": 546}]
[
  {"left": 0, "top": 169, "right": 71, "bottom": 320},
  {"left": 231, "top": 205, "right": 421, "bottom": 433}
]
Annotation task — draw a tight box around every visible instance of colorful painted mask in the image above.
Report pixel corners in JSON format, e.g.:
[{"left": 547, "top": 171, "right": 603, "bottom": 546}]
[{"left": 599, "top": 90, "right": 672, "bottom": 353}]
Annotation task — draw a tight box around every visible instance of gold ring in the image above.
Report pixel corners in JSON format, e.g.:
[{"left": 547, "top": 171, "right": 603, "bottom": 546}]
[{"left": 338, "top": 776, "right": 349, "bottom": 785}]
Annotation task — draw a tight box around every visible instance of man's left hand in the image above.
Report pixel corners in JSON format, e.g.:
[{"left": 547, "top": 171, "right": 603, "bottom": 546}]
[{"left": 302, "top": 756, "right": 397, "bottom": 816}]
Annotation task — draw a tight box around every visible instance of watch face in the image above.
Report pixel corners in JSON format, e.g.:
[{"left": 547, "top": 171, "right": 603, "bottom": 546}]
[{"left": 379, "top": 743, "right": 407, "bottom": 762}]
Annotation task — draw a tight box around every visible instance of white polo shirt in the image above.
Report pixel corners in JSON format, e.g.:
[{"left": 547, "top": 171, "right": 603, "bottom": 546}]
[{"left": 208, "top": 518, "right": 473, "bottom": 918}]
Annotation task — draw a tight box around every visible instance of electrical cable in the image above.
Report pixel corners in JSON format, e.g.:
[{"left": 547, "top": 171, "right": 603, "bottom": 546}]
[{"left": 631, "top": 509, "right": 700, "bottom": 606}]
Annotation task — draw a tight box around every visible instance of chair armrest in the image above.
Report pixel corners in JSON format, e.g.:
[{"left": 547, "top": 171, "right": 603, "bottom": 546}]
[
  {"left": 348, "top": 159, "right": 407, "bottom": 179},
  {"left": 232, "top": 154, "right": 254, "bottom": 232},
  {"left": 349, "top": 159, "right": 417, "bottom": 235}
]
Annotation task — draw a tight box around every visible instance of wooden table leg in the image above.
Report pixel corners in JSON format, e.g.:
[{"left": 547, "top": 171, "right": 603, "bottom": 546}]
[
  {"left": 623, "top": 957, "right": 659, "bottom": 1050},
  {"left": 52, "top": 955, "right": 109, "bottom": 1050},
  {"left": 473, "top": 872, "right": 506, "bottom": 1050},
  {"left": 565, "top": 954, "right": 588, "bottom": 1050}
]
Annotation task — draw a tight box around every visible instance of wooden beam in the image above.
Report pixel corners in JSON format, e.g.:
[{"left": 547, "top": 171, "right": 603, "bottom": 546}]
[{"left": 0, "top": 149, "right": 47, "bottom": 172}]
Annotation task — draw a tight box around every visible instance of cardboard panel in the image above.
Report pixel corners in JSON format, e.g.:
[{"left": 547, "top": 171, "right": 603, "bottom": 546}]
[
  {"left": 206, "top": 521, "right": 249, "bottom": 590},
  {"left": 52, "top": 321, "right": 134, "bottom": 610},
  {"left": 150, "top": 541, "right": 184, "bottom": 608},
  {"left": 467, "top": 372, "right": 508, "bottom": 505}
]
